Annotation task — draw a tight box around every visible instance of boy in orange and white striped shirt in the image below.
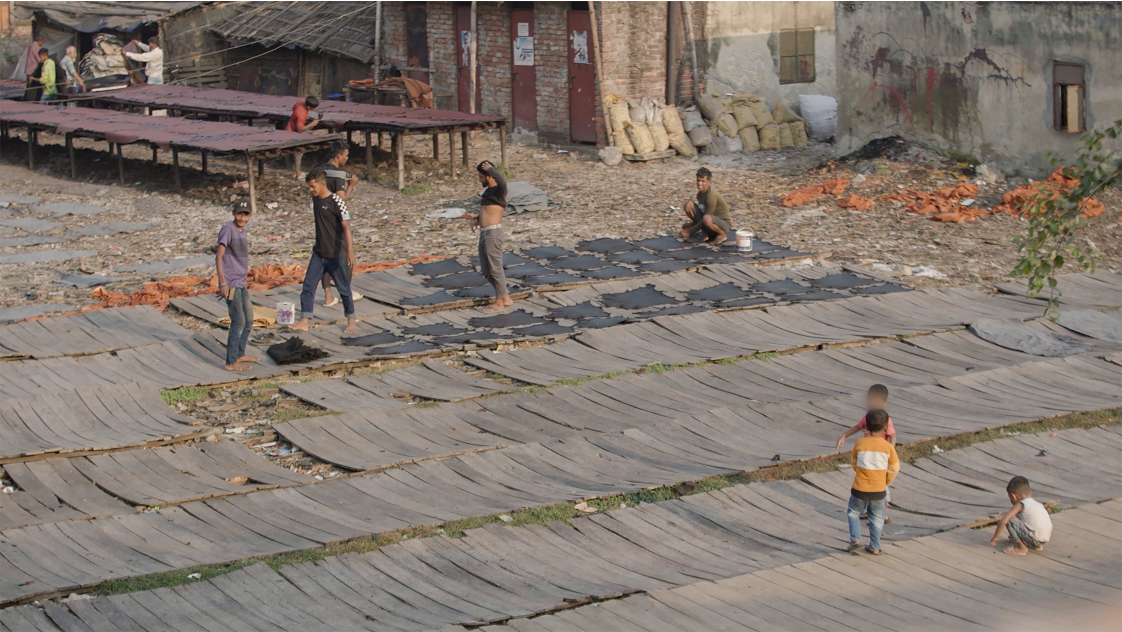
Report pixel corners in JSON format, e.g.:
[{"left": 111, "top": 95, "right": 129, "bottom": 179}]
[{"left": 846, "top": 409, "right": 899, "bottom": 555}]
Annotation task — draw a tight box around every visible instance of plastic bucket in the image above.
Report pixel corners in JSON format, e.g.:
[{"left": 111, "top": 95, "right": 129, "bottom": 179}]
[
  {"left": 735, "top": 229, "right": 754, "bottom": 251},
  {"left": 275, "top": 301, "right": 295, "bottom": 325}
]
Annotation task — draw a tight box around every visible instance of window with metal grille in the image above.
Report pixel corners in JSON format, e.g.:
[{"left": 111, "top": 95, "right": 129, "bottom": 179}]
[
  {"left": 1053, "top": 62, "right": 1085, "bottom": 133},
  {"left": 779, "top": 28, "right": 815, "bottom": 84}
]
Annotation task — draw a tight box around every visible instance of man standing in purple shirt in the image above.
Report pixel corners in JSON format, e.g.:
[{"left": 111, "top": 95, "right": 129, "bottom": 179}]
[{"left": 216, "top": 198, "right": 259, "bottom": 371}]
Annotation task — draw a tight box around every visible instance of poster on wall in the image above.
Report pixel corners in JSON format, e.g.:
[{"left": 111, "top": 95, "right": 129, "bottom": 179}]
[
  {"left": 517, "top": 22, "right": 529, "bottom": 37},
  {"left": 571, "top": 30, "right": 589, "bottom": 64},
  {"left": 461, "top": 31, "right": 471, "bottom": 67},
  {"left": 514, "top": 36, "right": 534, "bottom": 66}
]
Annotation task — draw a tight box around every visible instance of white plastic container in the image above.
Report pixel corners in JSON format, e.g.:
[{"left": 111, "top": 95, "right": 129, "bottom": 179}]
[
  {"left": 275, "top": 301, "right": 295, "bottom": 325},
  {"left": 735, "top": 229, "right": 754, "bottom": 251}
]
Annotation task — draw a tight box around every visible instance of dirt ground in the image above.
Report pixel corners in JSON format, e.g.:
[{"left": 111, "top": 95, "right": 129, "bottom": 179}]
[{"left": 1, "top": 127, "right": 1120, "bottom": 314}]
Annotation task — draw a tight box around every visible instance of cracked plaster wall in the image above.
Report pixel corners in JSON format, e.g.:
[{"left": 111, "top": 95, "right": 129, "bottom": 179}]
[
  {"left": 835, "top": 1, "right": 1122, "bottom": 176},
  {"left": 703, "top": 2, "right": 837, "bottom": 111}
]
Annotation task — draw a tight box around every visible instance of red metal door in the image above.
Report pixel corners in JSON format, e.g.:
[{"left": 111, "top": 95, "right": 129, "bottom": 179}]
[
  {"left": 511, "top": 8, "right": 537, "bottom": 134},
  {"left": 567, "top": 10, "right": 596, "bottom": 143},
  {"left": 456, "top": 6, "right": 481, "bottom": 113},
  {"left": 406, "top": 5, "right": 429, "bottom": 85}
]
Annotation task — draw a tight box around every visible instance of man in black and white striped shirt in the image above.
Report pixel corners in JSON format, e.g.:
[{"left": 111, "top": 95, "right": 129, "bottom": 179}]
[
  {"left": 290, "top": 169, "right": 358, "bottom": 334},
  {"left": 316, "top": 141, "right": 362, "bottom": 307}
]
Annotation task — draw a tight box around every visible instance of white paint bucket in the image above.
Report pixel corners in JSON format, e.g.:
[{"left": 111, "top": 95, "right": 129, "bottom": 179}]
[
  {"left": 275, "top": 301, "right": 295, "bottom": 325},
  {"left": 735, "top": 229, "right": 754, "bottom": 251}
]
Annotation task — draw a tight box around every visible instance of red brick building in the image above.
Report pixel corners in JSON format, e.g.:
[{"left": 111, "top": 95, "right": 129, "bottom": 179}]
[{"left": 380, "top": 1, "right": 706, "bottom": 148}]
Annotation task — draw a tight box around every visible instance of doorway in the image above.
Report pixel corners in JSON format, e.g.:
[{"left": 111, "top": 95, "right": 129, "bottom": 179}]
[
  {"left": 567, "top": 9, "right": 596, "bottom": 143},
  {"left": 510, "top": 6, "right": 537, "bottom": 134},
  {"left": 406, "top": 5, "right": 429, "bottom": 84}
]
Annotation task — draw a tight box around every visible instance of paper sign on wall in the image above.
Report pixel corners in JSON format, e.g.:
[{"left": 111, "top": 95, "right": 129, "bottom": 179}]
[
  {"left": 571, "top": 30, "right": 589, "bottom": 64},
  {"left": 517, "top": 22, "right": 529, "bottom": 37},
  {"left": 461, "top": 31, "right": 471, "bottom": 67},
  {"left": 514, "top": 36, "right": 534, "bottom": 66}
]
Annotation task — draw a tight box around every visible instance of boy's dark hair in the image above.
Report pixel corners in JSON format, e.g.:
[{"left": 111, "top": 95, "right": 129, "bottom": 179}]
[
  {"left": 305, "top": 168, "right": 326, "bottom": 183},
  {"left": 477, "top": 161, "right": 500, "bottom": 179},
  {"left": 696, "top": 167, "right": 713, "bottom": 180},
  {"left": 149, "top": 37, "right": 160, "bottom": 46},
  {"left": 868, "top": 384, "right": 889, "bottom": 400},
  {"left": 329, "top": 140, "right": 349, "bottom": 158},
  {"left": 1007, "top": 476, "right": 1031, "bottom": 496},
  {"left": 38, "top": 48, "right": 49, "bottom": 57},
  {"left": 232, "top": 198, "right": 252, "bottom": 214},
  {"left": 305, "top": 96, "right": 320, "bottom": 109},
  {"left": 864, "top": 409, "right": 889, "bottom": 433}
]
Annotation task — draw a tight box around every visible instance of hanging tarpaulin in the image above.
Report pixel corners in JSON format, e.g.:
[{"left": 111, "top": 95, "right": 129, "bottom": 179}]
[{"left": 12, "top": 2, "right": 201, "bottom": 33}]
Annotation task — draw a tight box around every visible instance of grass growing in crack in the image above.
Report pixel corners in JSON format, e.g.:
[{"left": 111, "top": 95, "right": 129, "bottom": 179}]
[
  {"left": 270, "top": 408, "right": 337, "bottom": 424},
  {"left": 91, "top": 408, "right": 1119, "bottom": 599},
  {"left": 402, "top": 183, "right": 432, "bottom": 196},
  {"left": 160, "top": 387, "right": 207, "bottom": 405}
]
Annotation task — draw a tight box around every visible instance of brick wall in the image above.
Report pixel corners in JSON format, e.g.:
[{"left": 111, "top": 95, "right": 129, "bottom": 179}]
[
  {"left": 426, "top": 2, "right": 456, "bottom": 102},
  {"left": 533, "top": 2, "right": 568, "bottom": 144},
  {"left": 478, "top": 2, "right": 512, "bottom": 121},
  {"left": 381, "top": 2, "right": 407, "bottom": 70},
  {"left": 375, "top": 1, "right": 703, "bottom": 146}
]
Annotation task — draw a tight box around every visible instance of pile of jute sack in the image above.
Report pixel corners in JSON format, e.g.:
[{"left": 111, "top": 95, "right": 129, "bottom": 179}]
[
  {"left": 688, "top": 92, "right": 809, "bottom": 155},
  {"left": 606, "top": 93, "right": 835, "bottom": 160}
]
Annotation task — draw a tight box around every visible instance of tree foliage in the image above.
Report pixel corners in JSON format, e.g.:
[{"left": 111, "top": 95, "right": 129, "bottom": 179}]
[{"left": 1012, "top": 120, "right": 1122, "bottom": 319}]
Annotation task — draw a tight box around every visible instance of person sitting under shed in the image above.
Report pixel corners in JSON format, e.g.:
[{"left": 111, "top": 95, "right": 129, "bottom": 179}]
[{"left": 679, "top": 167, "right": 732, "bottom": 246}]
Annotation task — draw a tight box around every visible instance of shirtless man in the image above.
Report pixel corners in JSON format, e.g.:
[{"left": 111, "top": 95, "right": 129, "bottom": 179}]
[
  {"left": 473, "top": 161, "right": 512, "bottom": 313},
  {"left": 679, "top": 167, "right": 732, "bottom": 246}
]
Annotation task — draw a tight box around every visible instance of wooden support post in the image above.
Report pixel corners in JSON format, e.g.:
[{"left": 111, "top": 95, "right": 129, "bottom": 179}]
[
  {"left": 152, "top": 146, "right": 158, "bottom": 163},
  {"left": 461, "top": 131, "right": 469, "bottom": 166},
  {"left": 432, "top": 134, "right": 439, "bottom": 160},
  {"left": 365, "top": 130, "right": 373, "bottom": 181},
  {"left": 116, "top": 142, "right": 125, "bottom": 185},
  {"left": 395, "top": 133, "right": 404, "bottom": 190},
  {"left": 448, "top": 131, "right": 455, "bottom": 178},
  {"left": 246, "top": 153, "right": 257, "bottom": 213},
  {"left": 347, "top": 130, "right": 353, "bottom": 144},
  {"left": 201, "top": 150, "right": 208, "bottom": 174},
  {"left": 66, "top": 134, "right": 76, "bottom": 179},
  {"left": 589, "top": 0, "right": 612, "bottom": 146},
  {"left": 257, "top": 158, "right": 264, "bottom": 180},
  {"left": 378, "top": 132, "right": 383, "bottom": 148},
  {"left": 172, "top": 147, "right": 181, "bottom": 192},
  {"left": 27, "top": 129, "right": 35, "bottom": 170},
  {"left": 500, "top": 124, "right": 507, "bottom": 167}
]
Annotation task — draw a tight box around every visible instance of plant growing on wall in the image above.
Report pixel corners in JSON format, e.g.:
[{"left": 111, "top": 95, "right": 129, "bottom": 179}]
[{"left": 1012, "top": 120, "right": 1121, "bottom": 319}]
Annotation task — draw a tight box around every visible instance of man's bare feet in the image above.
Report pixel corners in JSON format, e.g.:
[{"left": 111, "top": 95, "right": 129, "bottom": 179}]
[
  {"left": 708, "top": 234, "right": 727, "bottom": 247},
  {"left": 481, "top": 300, "right": 508, "bottom": 313},
  {"left": 502, "top": 296, "right": 514, "bottom": 307},
  {"left": 237, "top": 356, "right": 259, "bottom": 363},
  {"left": 344, "top": 318, "right": 357, "bottom": 334},
  {"left": 323, "top": 289, "right": 335, "bottom": 306},
  {"left": 289, "top": 318, "right": 310, "bottom": 332},
  {"left": 1004, "top": 543, "right": 1029, "bottom": 555},
  {"left": 225, "top": 363, "right": 252, "bottom": 371}
]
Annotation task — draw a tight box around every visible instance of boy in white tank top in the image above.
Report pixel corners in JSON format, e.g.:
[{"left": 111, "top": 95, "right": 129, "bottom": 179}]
[{"left": 991, "top": 475, "right": 1053, "bottom": 555}]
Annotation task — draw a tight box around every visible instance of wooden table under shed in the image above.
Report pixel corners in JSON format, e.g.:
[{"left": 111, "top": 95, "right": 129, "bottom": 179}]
[{"left": 86, "top": 84, "right": 508, "bottom": 190}]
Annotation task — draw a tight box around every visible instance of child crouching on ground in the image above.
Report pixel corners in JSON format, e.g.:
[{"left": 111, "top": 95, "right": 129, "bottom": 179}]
[
  {"left": 847, "top": 409, "right": 899, "bottom": 555},
  {"left": 991, "top": 476, "right": 1052, "bottom": 555}
]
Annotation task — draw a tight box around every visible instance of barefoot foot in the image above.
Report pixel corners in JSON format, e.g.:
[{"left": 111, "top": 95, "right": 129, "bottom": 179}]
[
  {"left": 225, "top": 363, "right": 253, "bottom": 371},
  {"left": 237, "top": 356, "right": 259, "bottom": 363}
]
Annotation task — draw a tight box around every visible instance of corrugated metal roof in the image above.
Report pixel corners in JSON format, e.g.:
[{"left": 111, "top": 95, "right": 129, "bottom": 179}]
[
  {"left": 211, "top": 1, "right": 380, "bottom": 63},
  {"left": 13, "top": 2, "right": 204, "bottom": 32}
]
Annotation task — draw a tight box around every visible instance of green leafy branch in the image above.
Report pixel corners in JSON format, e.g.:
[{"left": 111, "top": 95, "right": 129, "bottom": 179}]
[{"left": 1012, "top": 120, "right": 1121, "bottom": 319}]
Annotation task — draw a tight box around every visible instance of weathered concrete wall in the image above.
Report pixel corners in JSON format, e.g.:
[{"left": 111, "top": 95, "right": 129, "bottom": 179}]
[
  {"left": 835, "top": 1, "right": 1122, "bottom": 177},
  {"left": 703, "top": 1, "right": 836, "bottom": 111}
]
